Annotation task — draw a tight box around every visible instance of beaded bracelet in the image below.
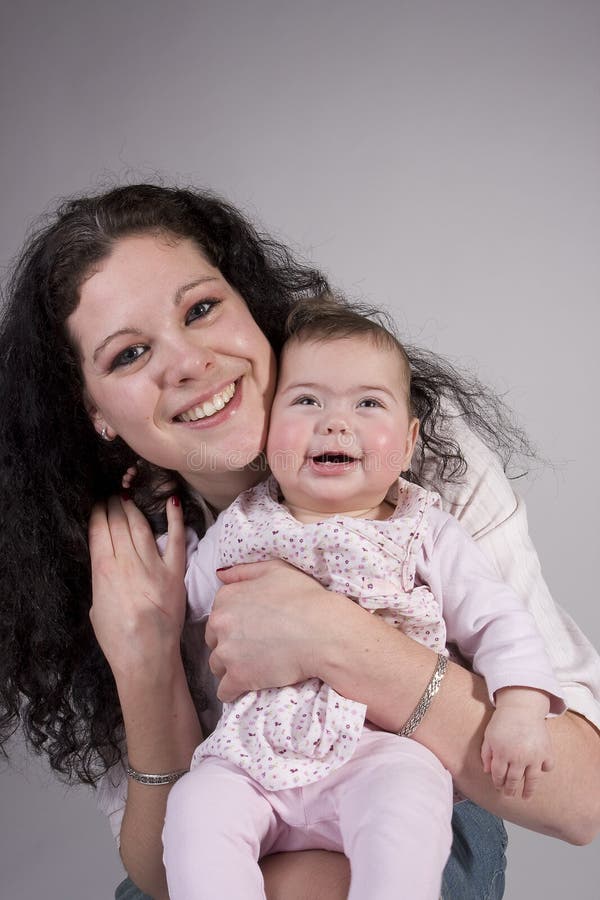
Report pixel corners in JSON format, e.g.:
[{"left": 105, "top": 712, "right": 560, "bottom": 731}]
[
  {"left": 126, "top": 765, "right": 188, "bottom": 786},
  {"left": 397, "top": 653, "right": 448, "bottom": 738}
]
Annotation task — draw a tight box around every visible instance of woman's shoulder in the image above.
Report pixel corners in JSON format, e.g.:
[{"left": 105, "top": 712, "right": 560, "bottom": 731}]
[{"left": 415, "top": 410, "right": 518, "bottom": 540}]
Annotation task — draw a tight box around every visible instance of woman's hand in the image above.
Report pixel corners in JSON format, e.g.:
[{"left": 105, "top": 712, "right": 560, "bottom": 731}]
[
  {"left": 88, "top": 494, "right": 186, "bottom": 679},
  {"left": 89, "top": 497, "right": 205, "bottom": 898},
  {"left": 205, "top": 559, "right": 348, "bottom": 702},
  {"left": 88, "top": 493, "right": 201, "bottom": 897}
]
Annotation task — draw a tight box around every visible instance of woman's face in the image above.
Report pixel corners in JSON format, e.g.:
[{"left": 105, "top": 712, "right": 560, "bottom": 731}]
[{"left": 68, "top": 232, "right": 277, "bottom": 496}]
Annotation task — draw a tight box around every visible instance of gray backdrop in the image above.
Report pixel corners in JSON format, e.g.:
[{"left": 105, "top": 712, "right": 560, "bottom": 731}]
[{"left": 1, "top": 1, "right": 598, "bottom": 897}]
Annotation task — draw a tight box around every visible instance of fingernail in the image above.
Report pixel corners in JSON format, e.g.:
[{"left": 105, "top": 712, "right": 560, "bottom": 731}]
[
  {"left": 216, "top": 566, "right": 231, "bottom": 573},
  {"left": 121, "top": 490, "right": 131, "bottom": 502},
  {"left": 171, "top": 495, "right": 180, "bottom": 507}
]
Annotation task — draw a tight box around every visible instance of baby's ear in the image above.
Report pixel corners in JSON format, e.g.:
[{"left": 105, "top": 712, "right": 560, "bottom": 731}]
[{"left": 403, "top": 418, "right": 420, "bottom": 469}]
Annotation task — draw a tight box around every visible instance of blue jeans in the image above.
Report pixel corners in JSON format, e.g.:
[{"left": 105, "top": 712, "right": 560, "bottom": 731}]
[
  {"left": 441, "top": 801, "right": 507, "bottom": 899},
  {"left": 115, "top": 800, "right": 507, "bottom": 899}
]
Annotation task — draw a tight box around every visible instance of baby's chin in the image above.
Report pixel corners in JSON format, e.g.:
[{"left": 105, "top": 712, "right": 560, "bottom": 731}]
[{"left": 279, "top": 485, "right": 389, "bottom": 523}]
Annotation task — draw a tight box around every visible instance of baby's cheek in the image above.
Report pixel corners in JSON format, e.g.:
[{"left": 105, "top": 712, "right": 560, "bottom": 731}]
[
  {"left": 266, "top": 420, "right": 305, "bottom": 475},
  {"left": 367, "top": 429, "right": 410, "bottom": 471},
  {"left": 369, "top": 428, "right": 401, "bottom": 454}
]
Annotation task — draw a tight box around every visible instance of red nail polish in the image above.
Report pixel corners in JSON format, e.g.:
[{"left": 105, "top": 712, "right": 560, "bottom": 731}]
[
  {"left": 216, "top": 566, "right": 231, "bottom": 573},
  {"left": 121, "top": 490, "right": 131, "bottom": 501},
  {"left": 171, "top": 495, "right": 180, "bottom": 507}
]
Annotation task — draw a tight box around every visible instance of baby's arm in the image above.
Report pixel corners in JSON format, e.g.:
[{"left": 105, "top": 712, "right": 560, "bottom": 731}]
[
  {"left": 421, "top": 511, "right": 565, "bottom": 707},
  {"left": 481, "top": 686, "right": 554, "bottom": 799},
  {"left": 419, "top": 510, "right": 565, "bottom": 795}
]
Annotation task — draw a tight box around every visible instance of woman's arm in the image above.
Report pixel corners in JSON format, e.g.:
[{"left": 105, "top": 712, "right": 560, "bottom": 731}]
[
  {"left": 89, "top": 496, "right": 202, "bottom": 900},
  {"left": 262, "top": 851, "right": 349, "bottom": 900},
  {"left": 210, "top": 560, "right": 600, "bottom": 845},
  {"left": 117, "top": 663, "right": 202, "bottom": 899},
  {"left": 92, "top": 498, "right": 350, "bottom": 900}
]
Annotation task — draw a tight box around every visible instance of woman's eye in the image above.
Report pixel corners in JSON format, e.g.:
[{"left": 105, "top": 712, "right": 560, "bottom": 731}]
[
  {"left": 110, "top": 345, "right": 147, "bottom": 370},
  {"left": 185, "top": 300, "right": 219, "bottom": 325}
]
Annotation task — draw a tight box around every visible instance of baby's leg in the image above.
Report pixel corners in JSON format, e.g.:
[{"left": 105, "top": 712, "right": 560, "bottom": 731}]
[
  {"left": 162, "top": 757, "right": 278, "bottom": 900},
  {"left": 335, "top": 730, "right": 453, "bottom": 900}
]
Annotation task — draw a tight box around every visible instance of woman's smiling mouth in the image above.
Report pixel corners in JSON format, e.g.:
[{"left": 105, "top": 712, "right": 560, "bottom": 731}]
[{"left": 175, "top": 381, "right": 237, "bottom": 422}]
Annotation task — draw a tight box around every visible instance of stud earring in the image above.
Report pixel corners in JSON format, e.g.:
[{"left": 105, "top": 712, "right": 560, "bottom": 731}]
[{"left": 100, "top": 426, "right": 110, "bottom": 441}]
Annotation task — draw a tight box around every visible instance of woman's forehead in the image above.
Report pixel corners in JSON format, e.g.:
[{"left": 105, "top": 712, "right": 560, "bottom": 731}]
[{"left": 69, "top": 235, "right": 223, "bottom": 330}]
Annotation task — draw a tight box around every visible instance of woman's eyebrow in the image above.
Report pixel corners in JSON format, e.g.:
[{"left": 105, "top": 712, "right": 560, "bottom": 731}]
[
  {"left": 93, "top": 328, "right": 143, "bottom": 363},
  {"left": 173, "top": 276, "right": 219, "bottom": 306}
]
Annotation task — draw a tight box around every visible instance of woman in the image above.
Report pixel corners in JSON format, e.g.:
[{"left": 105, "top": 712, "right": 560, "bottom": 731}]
[{"left": 1, "top": 184, "right": 599, "bottom": 900}]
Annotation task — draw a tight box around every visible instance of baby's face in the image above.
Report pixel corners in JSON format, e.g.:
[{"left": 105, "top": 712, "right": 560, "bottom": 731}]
[{"left": 266, "top": 336, "right": 419, "bottom": 516}]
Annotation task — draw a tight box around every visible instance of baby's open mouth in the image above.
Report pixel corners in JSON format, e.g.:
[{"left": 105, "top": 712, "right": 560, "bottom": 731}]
[{"left": 311, "top": 453, "right": 358, "bottom": 464}]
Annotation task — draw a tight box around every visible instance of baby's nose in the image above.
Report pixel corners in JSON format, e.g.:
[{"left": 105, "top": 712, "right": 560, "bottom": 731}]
[{"left": 320, "top": 415, "right": 350, "bottom": 435}]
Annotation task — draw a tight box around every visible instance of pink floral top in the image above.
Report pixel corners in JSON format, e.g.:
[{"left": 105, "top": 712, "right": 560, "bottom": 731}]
[{"left": 186, "top": 477, "right": 564, "bottom": 790}]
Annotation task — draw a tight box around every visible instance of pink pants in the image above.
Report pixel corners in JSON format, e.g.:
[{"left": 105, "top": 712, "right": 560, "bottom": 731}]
[{"left": 163, "top": 728, "right": 453, "bottom": 900}]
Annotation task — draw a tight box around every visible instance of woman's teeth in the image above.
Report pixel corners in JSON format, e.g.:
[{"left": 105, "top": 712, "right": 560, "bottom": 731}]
[{"left": 177, "top": 382, "right": 236, "bottom": 422}]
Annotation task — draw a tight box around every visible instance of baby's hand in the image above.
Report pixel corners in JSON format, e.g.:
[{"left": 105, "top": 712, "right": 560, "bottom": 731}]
[
  {"left": 481, "top": 687, "right": 554, "bottom": 799},
  {"left": 121, "top": 464, "right": 138, "bottom": 490}
]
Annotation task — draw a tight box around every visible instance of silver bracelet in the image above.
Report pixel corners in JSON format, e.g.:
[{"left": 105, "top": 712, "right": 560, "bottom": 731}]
[
  {"left": 397, "top": 653, "right": 448, "bottom": 738},
  {"left": 126, "top": 765, "right": 188, "bottom": 786}
]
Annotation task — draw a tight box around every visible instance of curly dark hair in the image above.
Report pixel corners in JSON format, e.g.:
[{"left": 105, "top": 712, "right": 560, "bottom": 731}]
[{"left": 0, "top": 183, "right": 533, "bottom": 785}]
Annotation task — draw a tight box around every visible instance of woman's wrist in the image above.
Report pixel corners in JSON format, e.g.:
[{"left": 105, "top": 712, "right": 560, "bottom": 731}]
[
  {"left": 397, "top": 653, "right": 448, "bottom": 737},
  {"left": 118, "top": 654, "right": 201, "bottom": 898},
  {"left": 111, "top": 629, "right": 188, "bottom": 691},
  {"left": 118, "top": 652, "right": 202, "bottom": 771},
  {"left": 309, "top": 589, "right": 369, "bottom": 685},
  {"left": 314, "top": 593, "right": 448, "bottom": 732}
]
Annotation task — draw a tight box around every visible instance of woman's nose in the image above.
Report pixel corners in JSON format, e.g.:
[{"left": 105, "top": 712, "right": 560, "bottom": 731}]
[{"left": 159, "top": 334, "right": 216, "bottom": 386}]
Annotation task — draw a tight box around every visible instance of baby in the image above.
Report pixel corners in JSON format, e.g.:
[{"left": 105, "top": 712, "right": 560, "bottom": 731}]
[{"left": 161, "top": 300, "right": 564, "bottom": 900}]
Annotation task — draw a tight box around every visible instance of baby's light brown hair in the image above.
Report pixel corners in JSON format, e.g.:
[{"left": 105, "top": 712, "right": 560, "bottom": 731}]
[{"left": 282, "top": 295, "right": 413, "bottom": 411}]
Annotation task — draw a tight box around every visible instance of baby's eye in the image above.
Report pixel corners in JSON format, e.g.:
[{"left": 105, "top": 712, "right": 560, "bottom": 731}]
[
  {"left": 185, "top": 300, "right": 220, "bottom": 325},
  {"left": 294, "top": 395, "right": 319, "bottom": 406},
  {"left": 110, "top": 345, "right": 147, "bottom": 370},
  {"left": 358, "top": 398, "right": 383, "bottom": 408}
]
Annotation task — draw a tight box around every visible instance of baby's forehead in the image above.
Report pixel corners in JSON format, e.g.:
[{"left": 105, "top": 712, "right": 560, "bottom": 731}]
[
  {"left": 278, "top": 334, "right": 410, "bottom": 391},
  {"left": 282, "top": 333, "right": 405, "bottom": 367}
]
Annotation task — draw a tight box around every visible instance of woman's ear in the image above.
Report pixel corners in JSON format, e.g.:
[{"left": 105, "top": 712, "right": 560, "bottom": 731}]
[{"left": 84, "top": 391, "right": 116, "bottom": 442}]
